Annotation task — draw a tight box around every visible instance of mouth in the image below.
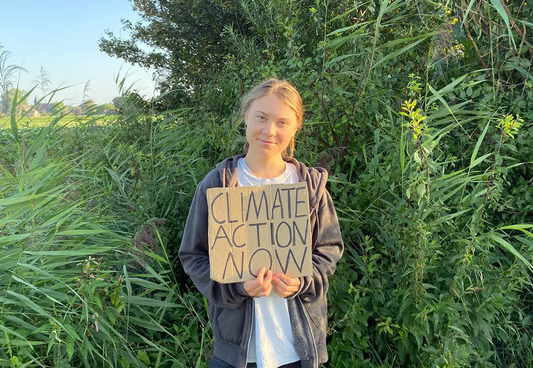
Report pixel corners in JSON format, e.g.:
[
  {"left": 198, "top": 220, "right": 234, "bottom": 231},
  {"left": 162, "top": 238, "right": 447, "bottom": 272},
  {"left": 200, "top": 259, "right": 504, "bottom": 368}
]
[{"left": 258, "top": 139, "right": 276, "bottom": 145}]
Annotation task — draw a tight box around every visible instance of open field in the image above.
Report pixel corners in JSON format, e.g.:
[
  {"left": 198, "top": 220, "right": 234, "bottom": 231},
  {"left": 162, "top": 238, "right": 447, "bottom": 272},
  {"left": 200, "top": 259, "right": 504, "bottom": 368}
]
[{"left": 0, "top": 114, "right": 116, "bottom": 130}]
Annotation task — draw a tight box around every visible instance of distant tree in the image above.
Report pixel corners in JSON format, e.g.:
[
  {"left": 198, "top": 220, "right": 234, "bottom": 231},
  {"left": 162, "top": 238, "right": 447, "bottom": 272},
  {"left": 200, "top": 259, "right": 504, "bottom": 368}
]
[
  {"left": 1, "top": 88, "right": 28, "bottom": 116},
  {"left": 66, "top": 105, "right": 82, "bottom": 115},
  {"left": 95, "top": 103, "right": 115, "bottom": 115},
  {"left": 112, "top": 96, "right": 123, "bottom": 111},
  {"left": 31, "top": 66, "right": 52, "bottom": 98},
  {"left": 50, "top": 101, "right": 66, "bottom": 115},
  {"left": 79, "top": 99, "right": 96, "bottom": 115},
  {"left": 98, "top": 0, "right": 253, "bottom": 95}
]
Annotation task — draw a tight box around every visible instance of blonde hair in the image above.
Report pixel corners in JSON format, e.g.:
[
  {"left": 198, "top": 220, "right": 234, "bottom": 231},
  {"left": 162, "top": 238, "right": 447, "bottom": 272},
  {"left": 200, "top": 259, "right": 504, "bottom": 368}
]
[{"left": 240, "top": 78, "right": 303, "bottom": 158}]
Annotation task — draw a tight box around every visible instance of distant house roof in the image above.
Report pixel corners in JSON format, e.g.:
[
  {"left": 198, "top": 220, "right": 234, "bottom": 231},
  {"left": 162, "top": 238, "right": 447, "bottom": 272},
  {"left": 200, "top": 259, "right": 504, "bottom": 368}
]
[{"left": 36, "top": 103, "right": 55, "bottom": 112}]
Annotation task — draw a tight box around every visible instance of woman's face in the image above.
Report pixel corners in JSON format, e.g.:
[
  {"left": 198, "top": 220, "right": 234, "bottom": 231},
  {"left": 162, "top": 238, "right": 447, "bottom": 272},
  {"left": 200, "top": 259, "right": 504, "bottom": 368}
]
[{"left": 244, "top": 94, "right": 298, "bottom": 160}]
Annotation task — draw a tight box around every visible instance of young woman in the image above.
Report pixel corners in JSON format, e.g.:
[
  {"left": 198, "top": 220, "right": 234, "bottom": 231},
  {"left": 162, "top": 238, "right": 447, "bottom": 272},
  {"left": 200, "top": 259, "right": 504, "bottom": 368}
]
[{"left": 179, "top": 79, "right": 344, "bottom": 368}]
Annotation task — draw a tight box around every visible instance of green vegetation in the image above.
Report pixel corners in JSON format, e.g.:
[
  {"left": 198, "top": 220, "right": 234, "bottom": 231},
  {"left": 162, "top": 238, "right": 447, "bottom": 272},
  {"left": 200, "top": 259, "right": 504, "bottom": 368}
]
[
  {"left": 2, "top": 0, "right": 533, "bottom": 367},
  {"left": 0, "top": 115, "right": 116, "bottom": 130}
]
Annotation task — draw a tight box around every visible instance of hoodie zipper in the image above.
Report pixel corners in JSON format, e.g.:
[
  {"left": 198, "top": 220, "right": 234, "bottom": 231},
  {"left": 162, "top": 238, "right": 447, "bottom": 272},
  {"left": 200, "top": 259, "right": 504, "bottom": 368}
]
[
  {"left": 244, "top": 298, "right": 254, "bottom": 366},
  {"left": 302, "top": 198, "right": 318, "bottom": 367},
  {"left": 298, "top": 298, "right": 319, "bottom": 368}
]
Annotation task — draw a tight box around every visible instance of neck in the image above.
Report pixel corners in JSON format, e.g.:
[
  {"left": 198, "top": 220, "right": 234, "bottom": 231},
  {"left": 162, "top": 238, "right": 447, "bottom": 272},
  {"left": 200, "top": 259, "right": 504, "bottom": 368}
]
[{"left": 244, "top": 152, "right": 286, "bottom": 179}]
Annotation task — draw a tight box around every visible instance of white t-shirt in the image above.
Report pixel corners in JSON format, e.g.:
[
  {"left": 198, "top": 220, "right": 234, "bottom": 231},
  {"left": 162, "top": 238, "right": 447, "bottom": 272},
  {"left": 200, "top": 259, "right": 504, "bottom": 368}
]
[{"left": 237, "top": 158, "right": 301, "bottom": 368}]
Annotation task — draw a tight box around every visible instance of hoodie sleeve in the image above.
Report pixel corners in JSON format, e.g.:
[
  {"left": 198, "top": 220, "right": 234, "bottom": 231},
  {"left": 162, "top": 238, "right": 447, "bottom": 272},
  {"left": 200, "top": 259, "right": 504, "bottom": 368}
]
[
  {"left": 293, "top": 189, "right": 344, "bottom": 302},
  {"left": 178, "top": 177, "right": 249, "bottom": 309}
]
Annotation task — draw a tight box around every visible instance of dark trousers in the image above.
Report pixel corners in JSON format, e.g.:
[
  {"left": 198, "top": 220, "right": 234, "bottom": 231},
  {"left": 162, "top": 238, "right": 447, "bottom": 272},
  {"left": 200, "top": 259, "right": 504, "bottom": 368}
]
[{"left": 209, "top": 356, "right": 302, "bottom": 368}]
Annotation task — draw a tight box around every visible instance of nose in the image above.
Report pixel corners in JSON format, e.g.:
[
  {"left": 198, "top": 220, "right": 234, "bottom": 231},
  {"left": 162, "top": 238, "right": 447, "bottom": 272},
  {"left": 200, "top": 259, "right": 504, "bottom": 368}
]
[{"left": 263, "top": 122, "right": 276, "bottom": 136}]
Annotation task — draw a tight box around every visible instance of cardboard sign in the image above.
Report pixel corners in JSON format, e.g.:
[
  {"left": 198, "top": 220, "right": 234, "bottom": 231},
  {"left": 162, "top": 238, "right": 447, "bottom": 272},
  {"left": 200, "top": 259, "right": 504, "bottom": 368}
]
[{"left": 206, "top": 182, "right": 313, "bottom": 283}]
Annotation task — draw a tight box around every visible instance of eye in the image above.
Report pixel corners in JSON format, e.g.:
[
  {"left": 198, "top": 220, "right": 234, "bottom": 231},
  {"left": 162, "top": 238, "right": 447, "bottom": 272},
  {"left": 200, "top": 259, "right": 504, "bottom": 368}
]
[
  {"left": 256, "top": 114, "right": 266, "bottom": 120},
  {"left": 278, "top": 120, "right": 289, "bottom": 126}
]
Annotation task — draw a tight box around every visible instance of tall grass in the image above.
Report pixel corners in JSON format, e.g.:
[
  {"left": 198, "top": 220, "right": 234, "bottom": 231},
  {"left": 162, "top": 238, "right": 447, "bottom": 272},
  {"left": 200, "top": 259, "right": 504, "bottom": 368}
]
[{"left": 0, "top": 92, "right": 212, "bottom": 367}]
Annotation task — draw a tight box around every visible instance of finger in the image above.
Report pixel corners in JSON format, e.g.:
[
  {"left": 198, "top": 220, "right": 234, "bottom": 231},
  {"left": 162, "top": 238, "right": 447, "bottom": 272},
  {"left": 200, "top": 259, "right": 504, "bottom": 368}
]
[
  {"left": 256, "top": 283, "right": 273, "bottom": 298},
  {"left": 273, "top": 276, "right": 299, "bottom": 297},
  {"left": 250, "top": 273, "right": 272, "bottom": 296},
  {"left": 276, "top": 273, "right": 299, "bottom": 286},
  {"left": 263, "top": 270, "right": 273, "bottom": 288},
  {"left": 272, "top": 275, "right": 287, "bottom": 291},
  {"left": 257, "top": 267, "right": 266, "bottom": 286},
  {"left": 263, "top": 283, "right": 273, "bottom": 297}
]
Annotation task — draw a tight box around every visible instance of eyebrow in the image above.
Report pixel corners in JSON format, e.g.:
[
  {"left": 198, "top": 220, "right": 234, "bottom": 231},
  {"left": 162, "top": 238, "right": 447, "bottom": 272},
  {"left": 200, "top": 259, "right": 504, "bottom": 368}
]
[{"left": 253, "top": 110, "right": 292, "bottom": 121}]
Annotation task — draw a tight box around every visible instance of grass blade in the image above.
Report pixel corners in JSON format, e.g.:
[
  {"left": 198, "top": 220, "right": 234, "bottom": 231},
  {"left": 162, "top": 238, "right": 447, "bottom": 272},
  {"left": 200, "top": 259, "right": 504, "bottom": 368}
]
[
  {"left": 488, "top": 233, "right": 533, "bottom": 271},
  {"left": 470, "top": 121, "right": 491, "bottom": 168}
]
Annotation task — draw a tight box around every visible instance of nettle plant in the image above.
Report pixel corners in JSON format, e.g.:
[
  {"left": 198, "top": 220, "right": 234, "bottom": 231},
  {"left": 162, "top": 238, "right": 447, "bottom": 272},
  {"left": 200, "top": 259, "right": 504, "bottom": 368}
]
[{"left": 324, "top": 67, "right": 532, "bottom": 366}]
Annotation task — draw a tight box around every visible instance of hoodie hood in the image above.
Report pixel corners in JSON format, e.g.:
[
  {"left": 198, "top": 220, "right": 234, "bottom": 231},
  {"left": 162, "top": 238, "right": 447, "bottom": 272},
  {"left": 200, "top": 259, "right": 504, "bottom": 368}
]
[{"left": 215, "top": 154, "right": 328, "bottom": 211}]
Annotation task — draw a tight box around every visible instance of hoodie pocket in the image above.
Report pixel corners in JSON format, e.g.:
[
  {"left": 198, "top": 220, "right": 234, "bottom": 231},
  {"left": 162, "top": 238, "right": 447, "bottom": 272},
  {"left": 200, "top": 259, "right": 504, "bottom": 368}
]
[
  {"left": 303, "top": 300, "right": 327, "bottom": 345},
  {"left": 216, "top": 308, "right": 246, "bottom": 345}
]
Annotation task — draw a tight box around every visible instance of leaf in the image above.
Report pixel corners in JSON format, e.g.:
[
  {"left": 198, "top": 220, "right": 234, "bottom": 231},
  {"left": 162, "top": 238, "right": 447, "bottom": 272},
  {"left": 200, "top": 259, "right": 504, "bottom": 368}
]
[
  {"left": 427, "top": 84, "right": 459, "bottom": 124},
  {"left": 470, "top": 122, "right": 490, "bottom": 168},
  {"left": 0, "top": 193, "right": 47, "bottom": 206},
  {"left": 462, "top": 0, "right": 477, "bottom": 26},
  {"left": 427, "top": 75, "right": 469, "bottom": 105},
  {"left": 63, "top": 324, "right": 82, "bottom": 342},
  {"left": 400, "top": 126, "right": 406, "bottom": 174},
  {"left": 0, "top": 234, "right": 31, "bottom": 245},
  {"left": 123, "top": 265, "right": 132, "bottom": 297},
  {"left": 127, "top": 278, "right": 168, "bottom": 290},
  {"left": 10, "top": 88, "right": 19, "bottom": 142},
  {"left": 120, "top": 296, "right": 180, "bottom": 308},
  {"left": 499, "top": 224, "right": 533, "bottom": 238},
  {"left": 137, "top": 350, "right": 151, "bottom": 365},
  {"left": 488, "top": 233, "right": 533, "bottom": 271},
  {"left": 489, "top": 0, "right": 516, "bottom": 48},
  {"left": 6, "top": 291, "right": 51, "bottom": 318},
  {"left": 56, "top": 229, "right": 109, "bottom": 236},
  {"left": 373, "top": 36, "right": 431, "bottom": 69},
  {"left": 500, "top": 224, "right": 533, "bottom": 230},
  {"left": 470, "top": 153, "right": 492, "bottom": 170},
  {"left": 381, "top": 32, "right": 438, "bottom": 48},
  {"left": 66, "top": 335, "right": 75, "bottom": 360},
  {"left": 434, "top": 209, "right": 471, "bottom": 225},
  {"left": 23, "top": 248, "right": 115, "bottom": 256}
]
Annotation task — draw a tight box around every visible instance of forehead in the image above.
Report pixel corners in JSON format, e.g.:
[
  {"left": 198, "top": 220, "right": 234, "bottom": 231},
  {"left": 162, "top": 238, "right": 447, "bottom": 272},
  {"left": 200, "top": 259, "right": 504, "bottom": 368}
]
[{"left": 249, "top": 94, "right": 297, "bottom": 120}]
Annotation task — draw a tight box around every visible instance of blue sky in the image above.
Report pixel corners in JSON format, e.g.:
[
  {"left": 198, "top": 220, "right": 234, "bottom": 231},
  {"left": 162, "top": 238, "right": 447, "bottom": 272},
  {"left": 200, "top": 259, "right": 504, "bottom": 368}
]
[{"left": 0, "top": 1, "right": 156, "bottom": 105}]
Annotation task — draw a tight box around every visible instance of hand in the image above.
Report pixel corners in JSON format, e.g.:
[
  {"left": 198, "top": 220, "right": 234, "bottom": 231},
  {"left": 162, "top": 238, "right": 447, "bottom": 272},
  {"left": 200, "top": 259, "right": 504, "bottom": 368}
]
[
  {"left": 272, "top": 273, "right": 301, "bottom": 298},
  {"left": 243, "top": 267, "right": 273, "bottom": 298}
]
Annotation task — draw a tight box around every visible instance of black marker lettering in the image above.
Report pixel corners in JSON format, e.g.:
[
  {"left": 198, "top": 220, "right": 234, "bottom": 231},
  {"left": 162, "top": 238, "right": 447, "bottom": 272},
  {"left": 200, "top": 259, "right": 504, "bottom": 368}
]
[
  {"left": 246, "top": 191, "right": 270, "bottom": 221},
  {"left": 292, "top": 219, "right": 309, "bottom": 246},
  {"left": 271, "top": 188, "right": 284, "bottom": 219},
  {"left": 275, "top": 221, "right": 292, "bottom": 248},
  {"left": 240, "top": 192, "right": 244, "bottom": 222},
  {"left": 249, "top": 222, "right": 267, "bottom": 247},
  {"left": 211, "top": 192, "right": 225, "bottom": 224},
  {"left": 232, "top": 224, "right": 246, "bottom": 248},
  {"left": 249, "top": 249, "right": 272, "bottom": 277},
  {"left": 226, "top": 192, "right": 238, "bottom": 223},
  {"left": 222, "top": 251, "right": 244, "bottom": 280},
  {"left": 281, "top": 187, "right": 296, "bottom": 218},
  {"left": 211, "top": 225, "right": 232, "bottom": 249},
  {"left": 275, "top": 247, "right": 308, "bottom": 274},
  {"left": 295, "top": 187, "right": 308, "bottom": 218}
]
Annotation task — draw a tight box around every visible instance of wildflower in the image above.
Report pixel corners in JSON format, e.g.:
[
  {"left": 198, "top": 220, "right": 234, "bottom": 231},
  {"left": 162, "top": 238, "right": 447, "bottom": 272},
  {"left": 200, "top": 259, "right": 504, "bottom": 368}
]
[
  {"left": 497, "top": 114, "right": 524, "bottom": 139},
  {"left": 400, "top": 99, "right": 427, "bottom": 140}
]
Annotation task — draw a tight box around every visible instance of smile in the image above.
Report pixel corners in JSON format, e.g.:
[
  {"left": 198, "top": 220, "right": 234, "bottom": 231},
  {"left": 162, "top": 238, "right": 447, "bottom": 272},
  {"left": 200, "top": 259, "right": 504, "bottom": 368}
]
[{"left": 259, "top": 139, "right": 276, "bottom": 145}]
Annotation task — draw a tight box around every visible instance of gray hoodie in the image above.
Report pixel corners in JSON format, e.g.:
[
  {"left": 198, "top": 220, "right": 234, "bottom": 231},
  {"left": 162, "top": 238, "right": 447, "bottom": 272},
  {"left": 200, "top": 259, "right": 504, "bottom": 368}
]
[{"left": 179, "top": 154, "right": 344, "bottom": 368}]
